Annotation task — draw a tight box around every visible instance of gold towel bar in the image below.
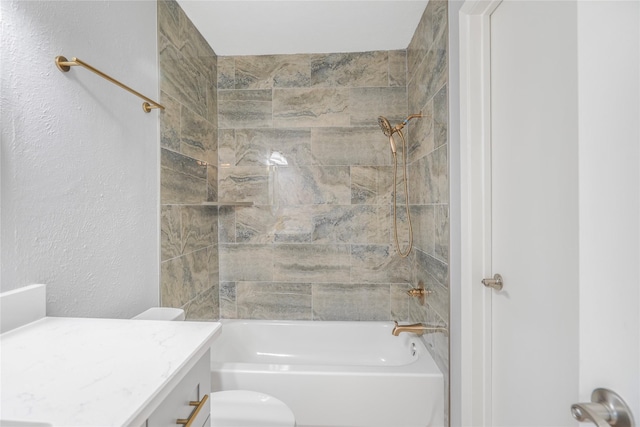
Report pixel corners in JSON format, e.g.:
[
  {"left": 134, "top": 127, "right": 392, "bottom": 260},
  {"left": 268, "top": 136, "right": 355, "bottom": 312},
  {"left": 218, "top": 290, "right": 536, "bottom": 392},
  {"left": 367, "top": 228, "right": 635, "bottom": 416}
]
[{"left": 55, "top": 55, "right": 165, "bottom": 113}]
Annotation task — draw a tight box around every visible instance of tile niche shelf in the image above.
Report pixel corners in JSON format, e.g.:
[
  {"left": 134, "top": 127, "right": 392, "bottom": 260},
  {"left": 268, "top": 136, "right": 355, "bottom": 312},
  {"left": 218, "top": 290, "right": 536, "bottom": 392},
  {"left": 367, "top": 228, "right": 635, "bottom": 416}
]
[{"left": 197, "top": 202, "right": 254, "bottom": 207}]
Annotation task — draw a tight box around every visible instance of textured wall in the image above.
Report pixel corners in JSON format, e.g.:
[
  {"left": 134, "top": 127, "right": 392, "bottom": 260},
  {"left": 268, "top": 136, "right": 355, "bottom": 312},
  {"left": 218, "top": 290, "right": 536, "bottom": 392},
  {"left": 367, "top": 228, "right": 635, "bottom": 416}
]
[
  {"left": 158, "top": 0, "right": 219, "bottom": 320},
  {"left": 0, "top": 0, "right": 159, "bottom": 318}
]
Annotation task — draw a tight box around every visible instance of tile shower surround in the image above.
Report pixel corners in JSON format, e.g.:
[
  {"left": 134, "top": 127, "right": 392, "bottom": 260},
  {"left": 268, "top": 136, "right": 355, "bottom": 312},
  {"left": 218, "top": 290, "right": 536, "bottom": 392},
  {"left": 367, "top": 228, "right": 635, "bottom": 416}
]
[
  {"left": 158, "top": 0, "right": 220, "bottom": 320},
  {"left": 217, "top": 0, "right": 448, "bottom": 327},
  {"left": 158, "top": 0, "right": 449, "bottom": 390}
]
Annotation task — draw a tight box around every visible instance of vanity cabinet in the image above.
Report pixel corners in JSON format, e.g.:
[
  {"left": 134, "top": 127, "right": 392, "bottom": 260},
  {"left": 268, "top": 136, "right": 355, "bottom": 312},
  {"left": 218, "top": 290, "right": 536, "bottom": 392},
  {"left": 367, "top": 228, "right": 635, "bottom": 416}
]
[
  {"left": 145, "top": 350, "right": 211, "bottom": 427},
  {"left": 0, "top": 311, "right": 221, "bottom": 426}
]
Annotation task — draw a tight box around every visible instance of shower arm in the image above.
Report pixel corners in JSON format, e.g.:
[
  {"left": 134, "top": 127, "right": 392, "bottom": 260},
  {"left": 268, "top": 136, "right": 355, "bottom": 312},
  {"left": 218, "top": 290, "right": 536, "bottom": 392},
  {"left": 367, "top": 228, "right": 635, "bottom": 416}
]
[{"left": 393, "top": 112, "right": 423, "bottom": 133}]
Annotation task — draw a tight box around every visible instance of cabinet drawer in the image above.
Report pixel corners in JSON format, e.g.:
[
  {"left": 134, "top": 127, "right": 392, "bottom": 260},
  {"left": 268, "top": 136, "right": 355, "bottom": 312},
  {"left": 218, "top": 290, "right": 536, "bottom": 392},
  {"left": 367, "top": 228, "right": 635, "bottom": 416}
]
[{"left": 146, "top": 349, "right": 211, "bottom": 427}]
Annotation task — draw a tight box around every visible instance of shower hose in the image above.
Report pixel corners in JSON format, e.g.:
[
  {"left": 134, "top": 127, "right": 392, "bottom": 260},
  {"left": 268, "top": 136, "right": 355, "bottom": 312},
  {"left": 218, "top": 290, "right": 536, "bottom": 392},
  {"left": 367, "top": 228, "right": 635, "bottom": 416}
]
[{"left": 392, "top": 130, "right": 413, "bottom": 258}]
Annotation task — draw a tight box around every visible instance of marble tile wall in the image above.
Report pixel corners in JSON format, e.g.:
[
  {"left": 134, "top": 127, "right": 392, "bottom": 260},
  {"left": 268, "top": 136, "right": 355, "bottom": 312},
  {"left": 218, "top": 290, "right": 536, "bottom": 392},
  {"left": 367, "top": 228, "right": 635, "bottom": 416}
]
[
  {"left": 158, "top": 0, "right": 219, "bottom": 320},
  {"left": 217, "top": 50, "right": 420, "bottom": 322},
  {"left": 407, "top": 1, "right": 450, "bottom": 423}
]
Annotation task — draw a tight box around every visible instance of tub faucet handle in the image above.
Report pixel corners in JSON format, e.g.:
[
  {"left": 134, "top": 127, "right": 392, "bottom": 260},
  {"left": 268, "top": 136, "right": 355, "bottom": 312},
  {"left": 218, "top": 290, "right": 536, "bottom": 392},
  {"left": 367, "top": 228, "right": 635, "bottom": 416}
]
[{"left": 406, "top": 281, "right": 431, "bottom": 305}]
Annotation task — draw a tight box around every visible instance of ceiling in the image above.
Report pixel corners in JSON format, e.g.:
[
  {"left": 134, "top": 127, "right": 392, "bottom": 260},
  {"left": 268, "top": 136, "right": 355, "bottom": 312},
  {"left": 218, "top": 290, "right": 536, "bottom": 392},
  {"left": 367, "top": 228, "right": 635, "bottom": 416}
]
[{"left": 176, "top": 1, "right": 430, "bottom": 56}]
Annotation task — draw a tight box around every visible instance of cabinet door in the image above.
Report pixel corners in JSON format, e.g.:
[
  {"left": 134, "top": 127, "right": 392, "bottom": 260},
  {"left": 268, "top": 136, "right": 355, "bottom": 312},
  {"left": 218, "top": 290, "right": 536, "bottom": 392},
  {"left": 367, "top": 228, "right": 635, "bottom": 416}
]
[{"left": 147, "top": 350, "right": 211, "bottom": 427}]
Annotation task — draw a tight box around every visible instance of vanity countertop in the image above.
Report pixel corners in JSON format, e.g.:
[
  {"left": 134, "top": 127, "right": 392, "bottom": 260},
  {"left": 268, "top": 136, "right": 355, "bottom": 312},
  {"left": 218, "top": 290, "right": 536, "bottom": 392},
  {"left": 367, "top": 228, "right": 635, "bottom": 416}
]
[{"left": 1, "top": 316, "right": 221, "bottom": 426}]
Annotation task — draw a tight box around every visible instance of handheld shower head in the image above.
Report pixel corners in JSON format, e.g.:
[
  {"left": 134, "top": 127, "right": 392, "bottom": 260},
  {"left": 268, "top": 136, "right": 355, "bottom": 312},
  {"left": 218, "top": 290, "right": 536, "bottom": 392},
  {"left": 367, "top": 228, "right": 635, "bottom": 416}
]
[
  {"left": 378, "top": 116, "right": 397, "bottom": 154},
  {"left": 377, "top": 116, "right": 393, "bottom": 137}
]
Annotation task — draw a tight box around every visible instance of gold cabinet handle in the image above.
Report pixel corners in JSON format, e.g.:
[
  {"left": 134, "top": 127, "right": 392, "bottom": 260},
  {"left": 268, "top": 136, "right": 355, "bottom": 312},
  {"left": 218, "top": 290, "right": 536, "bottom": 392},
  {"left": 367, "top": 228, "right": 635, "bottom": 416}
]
[{"left": 176, "top": 393, "right": 209, "bottom": 427}]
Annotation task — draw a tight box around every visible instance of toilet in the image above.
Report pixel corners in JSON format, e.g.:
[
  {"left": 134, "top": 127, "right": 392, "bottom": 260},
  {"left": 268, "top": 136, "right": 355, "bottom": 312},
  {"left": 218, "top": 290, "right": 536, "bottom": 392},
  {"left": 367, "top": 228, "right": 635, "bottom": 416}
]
[{"left": 134, "top": 308, "right": 296, "bottom": 427}]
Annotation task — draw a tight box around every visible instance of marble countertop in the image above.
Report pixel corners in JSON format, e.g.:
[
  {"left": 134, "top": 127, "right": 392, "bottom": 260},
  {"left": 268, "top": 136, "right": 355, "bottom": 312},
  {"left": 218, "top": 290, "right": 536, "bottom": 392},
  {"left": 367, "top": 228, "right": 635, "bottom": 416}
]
[{"left": 1, "top": 317, "right": 221, "bottom": 426}]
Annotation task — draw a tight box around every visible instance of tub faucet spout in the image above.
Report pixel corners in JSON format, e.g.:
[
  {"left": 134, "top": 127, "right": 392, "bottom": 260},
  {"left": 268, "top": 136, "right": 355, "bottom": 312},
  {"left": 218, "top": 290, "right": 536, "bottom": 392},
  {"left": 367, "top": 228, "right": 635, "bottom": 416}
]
[{"left": 392, "top": 321, "right": 448, "bottom": 336}]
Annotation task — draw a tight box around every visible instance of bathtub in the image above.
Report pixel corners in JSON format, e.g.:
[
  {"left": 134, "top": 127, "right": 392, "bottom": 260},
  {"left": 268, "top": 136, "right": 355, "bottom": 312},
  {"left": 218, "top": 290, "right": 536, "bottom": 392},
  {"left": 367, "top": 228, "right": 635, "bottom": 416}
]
[{"left": 210, "top": 320, "right": 444, "bottom": 427}]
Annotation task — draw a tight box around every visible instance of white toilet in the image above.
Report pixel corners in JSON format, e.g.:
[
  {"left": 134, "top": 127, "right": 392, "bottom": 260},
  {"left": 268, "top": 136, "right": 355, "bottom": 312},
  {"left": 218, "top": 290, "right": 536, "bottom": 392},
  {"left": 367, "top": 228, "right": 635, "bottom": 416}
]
[{"left": 133, "top": 308, "right": 296, "bottom": 427}]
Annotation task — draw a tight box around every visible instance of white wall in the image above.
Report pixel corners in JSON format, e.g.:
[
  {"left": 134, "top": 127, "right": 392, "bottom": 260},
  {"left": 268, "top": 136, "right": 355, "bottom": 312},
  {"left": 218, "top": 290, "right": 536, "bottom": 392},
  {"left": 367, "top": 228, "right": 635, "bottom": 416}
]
[
  {"left": 1, "top": 0, "right": 160, "bottom": 318},
  {"left": 578, "top": 0, "right": 640, "bottom": 416}
]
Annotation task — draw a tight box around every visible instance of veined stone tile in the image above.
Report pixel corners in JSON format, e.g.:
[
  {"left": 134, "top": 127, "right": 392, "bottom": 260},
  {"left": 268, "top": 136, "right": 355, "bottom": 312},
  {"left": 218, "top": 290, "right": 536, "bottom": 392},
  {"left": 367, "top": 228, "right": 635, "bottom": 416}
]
[
  {"left": 435, "top": 205, "right": 449, "bottom": 263},
  {"left": 410, "top": 205, "right": 435, "bottom": 256},
  {"left": 220, "top": 282, "right": 237, "bottom": 319},
  {"left": 161, "top": 167, "right": 207, "bottom": 204},
  {"left": 184, "top": 286, "right": 218, "bottom": 320},
  {"left": 273, "top": 244, "right": 350, "bottom": 283},
  {"left": 408, "top": 99, "right": 434, "bottom": 163},
  {"left": 311, "top": 205, "right": 388, "bottom": 245},
  {"left": 160, "top": 248, "right": 209, "bottom": 307},
  {"left": 180, "top": 105, "right": 216, "bottom": 165},
  {"left": 350, "top": 244, "right": 412, "bottom": 284},
  {"left": 161, "top": 148, "right": 207, "bottom": 179},
  {"left": 429, "top": 144, "right": 449, "bottom": 204},
  {"left": 219, "top": 244, "right": 274, "bottom": 282},
  {"left": 350, "top": 87, "right": 407, "bottom": 127},
  {"left": 218, "top": 206, "right": 236, "bottom": 243},
  {"left": 236, "top": 282, "right": 312, "bottom": 320},
  {"left": 434, "top": 85, "right": 448, "bottom": 149},
  {"left": 161, "top": 149, "right": 207, "bottom": 204},
  {"left": 218, "top": 102, "right": 272, "bottom": 129},
  {"left": 218, "top": 166, "right": 270, "bottom": 205},
  {"left": 388, "top": 202, "right": 413, "bottom": 250},
  {"left": 206, "top": 72, "right": 218, "bottom": 125},
  {"left": 272, "top": 206, "right": 315, "bottom": 243},
  {"left": 189, "top": 248, "right": 211, "bottom": 297},
  {"left": 408, "top": 156, "right": 427, "bottom": 205},
  {"left": 310, "top": 51, "right": 388, "bottom": 88},
  {"left": 414, "top": 304, "right": 448, "bottom": 375},
  {"left": 273, "top": 88, "right": 350, "bottom": 128},
  {"left": 181, "top": 205, "right": 217, "bottom": 254},
  {"left": 415, "top": 249, "right": 448, "bottom": 288},
  {"left": 161, "top": 205, "right": 182, "bottom": 261},
  {"left": 158, "top": 0, "right": 184, "bottom": 51},
  {"left": 218, "top": 129, "right": 236, "bottom": 167},
  {"left": 388, "top": 50, "right": 407, "bottom": 87},
  {"left": 275, "top": 166, "right": 350, "bottom": 205},
  {"left": 430, "top": 0, "right": 448, "bottom": 55},
  {"left": 161, "top": 257, "right": 188, "bottom": 308},
  {"left": 312, "top": 283, "right": 390, "bottom": 321},
  {"left": 236, "top": 205, "right": 314, "bottom": 244},
  {"left": 181, "top": 22, "right": 216, "bottom": 67},
  {"left": 391, "top": 283, "right": 412, "bottom": 321},
  {"left": 160, "top": 91, "right": 181, "bottom": 152},
  {"left": 235, "top": 205, "right": 277, "bottom": 243},
  {"left": 179, "top": 58, "right": 215, "bottom": 114},
  {"left": 408, "top": 29, "right": 447, "bottom": 113},
  {"left": 209, "top": 245, "right": 219, "bottom": 289},
  {"left": 219, "top": 89, "right": 273, "bottom": 102},
  {"left": 159, "top": 35, "right": 207, "bottom": 119},
  {"left": 218, "top": 57, "right": 235, "bottom": 90},
  {"left": 207, "top": 165, "right": 218, "bottom": 202},
  {"left": 407, "top": 5, "right": 432, "bottom": 84},
  {"left": 423, "top": 270, "right": 449, "bottom": 323},
  {"left": 311, "top": 127, "right": 390, "bottom": 166},
  {"left": 235, "top": 128, "right": 313, "bottom": 166},
  {"left": 351, "top": 166, "right": 394, "bottom": 205},
  {"left": 235, "top": 54, "right": 311, "bottom": 89},
  {"left": 219, "top": 89, "right": 273, "bottom": 129},
  {"left": 409, "top": 145, "right": 448, "bottom": 205}
]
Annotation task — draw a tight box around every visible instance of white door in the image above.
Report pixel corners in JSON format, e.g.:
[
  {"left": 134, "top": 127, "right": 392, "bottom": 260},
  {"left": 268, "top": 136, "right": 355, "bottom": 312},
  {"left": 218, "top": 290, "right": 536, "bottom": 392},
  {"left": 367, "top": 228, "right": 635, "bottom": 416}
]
[
  {"left": 490, "top": 1, "right": 580, "bottom": 425},
  {"left": 458, "top": 1, "right": 640, "bottom": 426}
]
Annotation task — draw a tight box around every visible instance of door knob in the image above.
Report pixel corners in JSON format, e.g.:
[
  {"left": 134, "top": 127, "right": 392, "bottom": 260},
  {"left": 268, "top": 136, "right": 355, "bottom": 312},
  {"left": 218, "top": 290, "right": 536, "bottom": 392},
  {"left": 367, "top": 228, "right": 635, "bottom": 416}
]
[
  {"left": 571, "top": 388, "right": 635, "bottom": 427},
  {"left": 482, "top": 274, "right": 503, "bottom": 290}
]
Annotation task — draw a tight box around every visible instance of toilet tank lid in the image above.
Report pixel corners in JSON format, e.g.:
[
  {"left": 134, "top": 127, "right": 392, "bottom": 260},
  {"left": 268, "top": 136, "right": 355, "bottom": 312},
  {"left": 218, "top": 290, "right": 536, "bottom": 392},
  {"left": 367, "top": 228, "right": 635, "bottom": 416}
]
[{"left": 133, "top": 307, "right": 186, "bottom": 321}]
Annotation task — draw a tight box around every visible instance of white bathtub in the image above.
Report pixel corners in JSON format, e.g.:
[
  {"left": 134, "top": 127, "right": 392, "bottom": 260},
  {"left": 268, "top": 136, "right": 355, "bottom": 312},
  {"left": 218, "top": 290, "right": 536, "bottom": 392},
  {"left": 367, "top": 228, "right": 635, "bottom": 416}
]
[{"left": 210, "top": 320, "right": 444, "bottom": 427}]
